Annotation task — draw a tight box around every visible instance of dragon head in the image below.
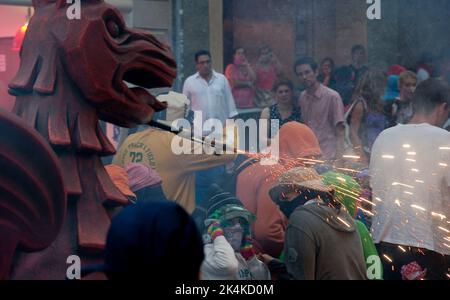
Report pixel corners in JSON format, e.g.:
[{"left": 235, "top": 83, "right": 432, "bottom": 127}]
[{"left": 10, "top": 0, "right": 177, "bottom": 127}]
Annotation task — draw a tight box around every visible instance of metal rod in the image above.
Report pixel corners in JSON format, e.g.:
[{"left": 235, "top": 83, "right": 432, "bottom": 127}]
[
  {"left": 149, "top": 120, "right": 239, "bottom": 156},
  {"left": 0, "top": 0, "right": 133, "bottom": 12}
]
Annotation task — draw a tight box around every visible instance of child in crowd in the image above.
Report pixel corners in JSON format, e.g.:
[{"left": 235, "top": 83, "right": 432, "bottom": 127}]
[{"left": 200, "top": 185, "right": 271, "bottom": 280}]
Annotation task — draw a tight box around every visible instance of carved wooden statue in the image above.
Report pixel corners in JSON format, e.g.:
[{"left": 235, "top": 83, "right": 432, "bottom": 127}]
[
  {"left": 7, "top": 0, "right": 176, "bottom": 279},
  {"left": 0, "top": 109, "right": 66, "bottom": 280}
]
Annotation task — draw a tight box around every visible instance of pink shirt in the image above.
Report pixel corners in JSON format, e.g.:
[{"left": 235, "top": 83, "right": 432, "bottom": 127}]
[
  {"left": 256, "top": 64, "right": 277, "bottom": 91},
  {"left": 299, "top": 84, "right": 345, "bottom": 160},
  {"left": 225, "top": 64, "right": 255, "bottom": 108}
]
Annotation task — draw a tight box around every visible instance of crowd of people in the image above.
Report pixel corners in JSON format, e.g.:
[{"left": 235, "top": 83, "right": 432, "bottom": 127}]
[{"left": 99, "top": 43, "right": 450, "bottom": 281}]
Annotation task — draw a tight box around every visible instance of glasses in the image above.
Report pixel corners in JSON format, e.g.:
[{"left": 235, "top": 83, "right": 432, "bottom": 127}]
[{"left": 197, "top": 60, "right": 211, "bottom": 65}]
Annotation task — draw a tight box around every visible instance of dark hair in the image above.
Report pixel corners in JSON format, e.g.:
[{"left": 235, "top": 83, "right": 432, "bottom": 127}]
[
  {"left": 233, "top": 47, "right": 245, "bottom": 56},
  {"left": 352, "top": 44, "right": 365, "bottom": 55},
  {"left": 293, "top": 57, "right": 318, "bottom": 74},
  {"left": 353, "top": 69, "right": 387, "bottom": 112},
  {"left": 412, "top": 78, "right": 450, "bottom": 114},
  {"left": 258, "top": 45, "right": 271, "bottom": 56},
  {"left": 320, "top": 57, "right": 335, "bottom": 70},
  {"left": 272, "top": 77, "right": 294, "bottom": 93},
  {"left": 195, "top": 50, "right": 211, "bottom": 62}
]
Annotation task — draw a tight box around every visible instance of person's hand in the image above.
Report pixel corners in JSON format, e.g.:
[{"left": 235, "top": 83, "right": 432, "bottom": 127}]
[
  {"left": 257, "top": 253, "right": 275, "bottom": 265},
  {"left": 207, "top": 220, "right": 223, "bottom": 241}
]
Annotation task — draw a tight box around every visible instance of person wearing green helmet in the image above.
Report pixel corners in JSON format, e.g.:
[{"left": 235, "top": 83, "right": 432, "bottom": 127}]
[
  {"left": 200, "top": 185, "right": 271, "bottom": 280},
  {"left": 321, "top": 171, "right": 383, "bottom": 280}
]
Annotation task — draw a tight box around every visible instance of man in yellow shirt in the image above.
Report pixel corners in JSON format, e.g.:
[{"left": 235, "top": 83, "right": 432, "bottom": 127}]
[{"left": 113, "top": 127, "right": 236, "bottom": 214}]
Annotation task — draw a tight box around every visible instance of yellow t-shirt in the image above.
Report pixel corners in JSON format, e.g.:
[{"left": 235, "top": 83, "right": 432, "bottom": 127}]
[{"left": 113, "top": 128, "right": 236, "bottom": 213}]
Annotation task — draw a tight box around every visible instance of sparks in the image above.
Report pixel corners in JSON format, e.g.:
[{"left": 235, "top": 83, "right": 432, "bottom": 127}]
[
  {"left": 392, "top": 182, "right": 414, "bottom": 189},
  {"left": 431, "top": 212, "right": 447, "bottom": 220},
  {"left": 358, "top": 197, "right": 377, "bottom": 207},
  {"left": 407, "top": 152, "right": 417, "bottom": 156},
  {"left": 395, "top": 199, "right": 401, "bottom": 207},
  {"left": 438, "top": 227, "right": 450, "bottom": 233},
  {"left": 383, "top": 254, "right": 393, "bottom": 263},
  {"left": 403, "top": 144, "right": 411, "bottom": 149},
  {"left": 444, "top": 243, "right": 450, "bottom": 249},
  {"left": 337, "top": 216, "right": 351, "bottom": 228},
  {"left": 375, "top": 197, "right": 383, "bottom": 202},
  {"left": 444, "top": 237, "right": 450, "bottom": 242},
  {"left": 335, "top": 167, "right": 360, "bottom": 174},
  {"left": 439, "top": 163, "right": 448, "bottom": 167},
  {"left": 439, "top": 147, "right": 450, "bottom": 150},
  {"left": 382, "top": 155, "right": 395, "bottom": 159},
  {"left": 336, "top": 177, "right": 347, "bottom": 182},
  {"left": 342, "top": 155, "right": 360, "bottom": 159},
  {"left": 415, "top": 180, "right": 424, "bottom": 183},
  {"left": 358, "top": 206, "right": 375, "bottom": 216},
  {"left": 405, "top": 158, "right": 416, "bottom": 163},
  {"left": 404, "top": 191, "right": 414, "bottom": 195},
  {"left": 411, "top": 204, "right": 426, "bottom": 212},
  {"left": 297, "top": 158, "right": 325, "bottom": 164},
  {"left": 398, "top": 246, "right": 407, "bottom": 253},
  {"left": 411, "top": 169, "right": 419, "bottom": 173}
]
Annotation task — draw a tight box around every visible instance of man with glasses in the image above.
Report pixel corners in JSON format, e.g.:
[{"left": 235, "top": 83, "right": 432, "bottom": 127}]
[
  {"left": 182, "top": 50, "right": 238, "bottom": 205},
  {"left": 183, "top": 50, "right": 238, "bottom": 128}
]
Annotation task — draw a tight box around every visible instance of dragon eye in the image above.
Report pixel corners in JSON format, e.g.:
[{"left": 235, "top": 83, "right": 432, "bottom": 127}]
[{"left": 106, "top": 20, "right": 121, "bottom": 38}]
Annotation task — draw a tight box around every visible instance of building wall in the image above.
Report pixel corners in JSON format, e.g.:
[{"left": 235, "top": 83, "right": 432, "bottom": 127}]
[
  {"left": 224, "top": 0, "right": 297, "bottom": 79},
  {"left": 178, "top": 0, "right": 210, "bottom": 85},
  {"left": 367, "top": 0, "right": 450, "bottom": 69},
  {"left": 223, "top": 0, "right": 368, "bottom": 82},
  {"left": 296, "top": 0, "right": 368, "bottom": 67},
  {"left": 133, "top": 0, "right": 171, "bottom": 45}
]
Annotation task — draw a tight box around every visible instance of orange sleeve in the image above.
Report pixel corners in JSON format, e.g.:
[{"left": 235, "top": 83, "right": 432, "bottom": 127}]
[
  {"left": 237, "top": 166, "right": 287, "bottom": 258},
  {"left": 252, "top": 181, "right": 287, "bottom": 258}
]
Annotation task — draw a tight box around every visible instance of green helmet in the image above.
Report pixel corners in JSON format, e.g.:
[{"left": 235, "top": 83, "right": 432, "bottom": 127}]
[
  {"left": 321, "top": 172, "right": 361, "bottom": 217},
  {"left": 210, "top": 204, "right": 256, "bottom": 225}
]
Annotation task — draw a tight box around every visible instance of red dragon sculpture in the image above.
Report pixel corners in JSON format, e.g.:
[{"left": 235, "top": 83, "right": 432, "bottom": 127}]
[
  {"left": 7, "top": 0, "right": 177, "bottom": 279},
  {"left": 0, "top": 109, "right": 66, "bottom": 280}
]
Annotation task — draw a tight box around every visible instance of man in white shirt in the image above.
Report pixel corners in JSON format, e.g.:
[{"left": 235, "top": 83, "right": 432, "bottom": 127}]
[
  {"left": 183, "top": 50, "right": 238, "bottom": 127},
  {"left": 182, "top": 50, "right": 238, "bottom": 205},
  {"left": 370, "top": 78, "right": 450, "bottom": 280}
]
